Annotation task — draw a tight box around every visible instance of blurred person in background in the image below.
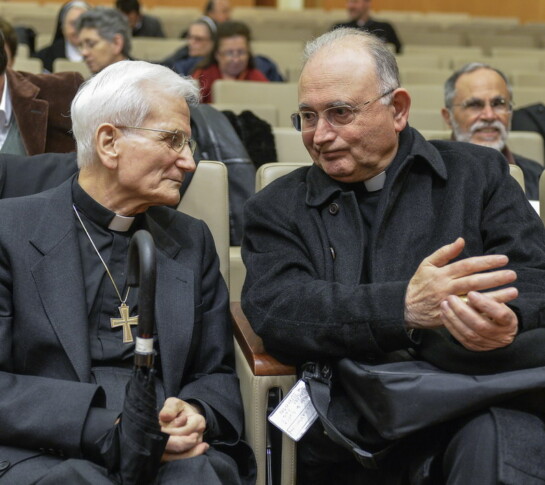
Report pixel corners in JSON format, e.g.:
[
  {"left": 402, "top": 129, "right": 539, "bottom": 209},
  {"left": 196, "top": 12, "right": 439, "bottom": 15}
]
[
  {"left": 35, "top": 0, "right": 90, "bottom": 73},
  {"left": 332, "top": 0, "right": 401, "bottom": 53},
  {"left": 204, "top": 0, "right": 231, "bottom": 25},
  {"left": 191, "top": 20, "right": 269, "bottom": 103},
  {"left": 0, "top": 27, "right": 83, "bottom": 155},
  {"left": 163, "top": 17, "right": 216, "bottom": 71},
  {"left": 442, "top": 62, "right": 543, "bottom": 200},
  {"left": 115, "top": 0, "right": 165, "bottom": 38},
  {"left": 0, "top": 17, "right": 19, "bottom": 68},
  {"left": 76, "top": 7, "right": 131, "bottom": 75}
]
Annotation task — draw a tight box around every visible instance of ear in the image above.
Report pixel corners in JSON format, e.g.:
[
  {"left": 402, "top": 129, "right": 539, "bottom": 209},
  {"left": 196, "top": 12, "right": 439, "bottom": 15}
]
[
  {"left": 111, "top": 33, "right": 124, "bottom": 55},
  {"left": 95, "top": 123, "right": 119, "bottom": 170},
  {"left": 441, "top": 107, "right": 453, "bottom": 129},
  {"left": 391, "top": 88, "right": 411, "bottom": 133}
]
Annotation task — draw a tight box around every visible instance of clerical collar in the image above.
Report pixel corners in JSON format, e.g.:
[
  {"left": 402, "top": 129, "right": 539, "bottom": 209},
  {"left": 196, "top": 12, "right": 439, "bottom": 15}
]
[
  {"left": 72, "top": 176, "right": 136, "bottom": 232},
  {"left": 363, "top": 171, "right": 386, "bottom": 192}
]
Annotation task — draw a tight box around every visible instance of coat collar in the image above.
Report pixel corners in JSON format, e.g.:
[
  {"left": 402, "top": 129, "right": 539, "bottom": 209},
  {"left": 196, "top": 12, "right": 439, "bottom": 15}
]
[{"left": 305, "top": 126, "right": 448, "bottom": 207}]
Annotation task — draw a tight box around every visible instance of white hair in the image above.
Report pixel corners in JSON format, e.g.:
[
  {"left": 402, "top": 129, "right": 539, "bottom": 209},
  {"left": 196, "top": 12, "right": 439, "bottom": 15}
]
[{"left": 71, "top": 60, "right": 200, "bottom": 168}]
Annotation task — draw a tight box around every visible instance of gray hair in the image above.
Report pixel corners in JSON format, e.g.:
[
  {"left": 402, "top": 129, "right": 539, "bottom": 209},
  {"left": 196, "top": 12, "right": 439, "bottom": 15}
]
[
  {"left": 71, "top": 60, "right": 200, "bottom": 168},
  {"left": 444, "top": 62, "right": 513, "bottom": 109},
  {"left": 60, "top": 1, "right": 90, "bottom": 24},
  {"left": 302, "top": 28, "right": 400, "bottom": 103},
  {"left": 76, "top": 7, "right": 132, "bottom": 58}
]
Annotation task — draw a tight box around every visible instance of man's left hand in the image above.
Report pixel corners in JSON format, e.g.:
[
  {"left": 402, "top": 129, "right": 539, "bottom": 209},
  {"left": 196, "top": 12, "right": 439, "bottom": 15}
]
[
  {"left": 158, "top": 397, "right": 209, "bottom": 461},
  {"left": 440, "top": 290, "right": 518, "bottom": 351}
]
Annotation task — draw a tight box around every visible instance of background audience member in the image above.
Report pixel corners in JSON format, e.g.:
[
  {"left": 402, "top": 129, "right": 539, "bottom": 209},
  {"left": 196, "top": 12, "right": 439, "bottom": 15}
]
[
  {"left": 35, "top": 1, "right": 90, "bottom": 73},
  {"left": 164, "top": 17, "right": 216, "bottom": 72},
  {"left": 442, "top": 62, "right": 543, "bottom": 200},
  {"left": 204, "top": 0, "right": 231, "bottom": 25},
  {"left": 0, "top": 18, "right": 19, "bottom": 68},
  {"left": 76, "top": 7, "right": 131, "bottom": 75},
  {"left": 0, "top": 28, "right": 83, "bottom": 155},
  {"left": 192, "top": 20, "right": 268, "bottom": 103},
  {"left": 115, "top": 0, "right": 165, "bottom": 38},
  {"left": 332, "top": 0, "right": 402, "bottom": 53}
]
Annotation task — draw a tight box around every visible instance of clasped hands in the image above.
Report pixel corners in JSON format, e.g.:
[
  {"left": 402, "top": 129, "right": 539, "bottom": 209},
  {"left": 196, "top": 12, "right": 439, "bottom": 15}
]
[
  {"left": 159, "top": 397, "right": 208, "bottom": 462},
  {"left": 405, "top": 237, "right": 518, "bottom": 351}
]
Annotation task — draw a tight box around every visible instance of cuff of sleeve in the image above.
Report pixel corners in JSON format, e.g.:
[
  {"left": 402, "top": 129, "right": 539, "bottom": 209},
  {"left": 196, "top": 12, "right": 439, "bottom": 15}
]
[
  {"left": 81, "top": 407, "right": 120, "bottom": 464},
  {"left": 186, "top": 399, "right": 220, "bottom": 440},
  {"left": 359, "top": 281, "right": 414, "bottom": 353}
]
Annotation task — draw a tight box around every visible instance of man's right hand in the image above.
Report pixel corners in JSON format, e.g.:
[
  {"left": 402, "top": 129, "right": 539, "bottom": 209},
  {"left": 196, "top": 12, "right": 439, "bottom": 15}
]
[{"left": 404, "top": 237, "right": 518, "bottom": 338}]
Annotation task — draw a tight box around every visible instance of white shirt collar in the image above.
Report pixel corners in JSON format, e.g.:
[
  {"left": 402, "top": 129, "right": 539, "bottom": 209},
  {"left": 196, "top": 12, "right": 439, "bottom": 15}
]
[
  {"left": 0, "top": 75, "right": 12, "bottom": 130},
  {"left": 363, "top": 171, "right": 386, "bottom": 192}
]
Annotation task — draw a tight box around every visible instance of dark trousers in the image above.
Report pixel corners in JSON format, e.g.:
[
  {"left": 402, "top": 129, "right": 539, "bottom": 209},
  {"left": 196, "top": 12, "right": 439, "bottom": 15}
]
[
  {"left": 297, "top": 411, "right": 503, "bottom": 485},
  {"left": 0, "top": 448, "right": 242, "bottom": 485}
]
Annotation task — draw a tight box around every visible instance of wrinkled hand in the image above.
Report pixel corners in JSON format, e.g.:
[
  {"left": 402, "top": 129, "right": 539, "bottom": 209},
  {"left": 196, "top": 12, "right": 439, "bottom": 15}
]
[
  {"left": 159, "top": 397, "right": 209, "bottom": 462},
  {"left": 440, "top": 290, "right": 518, "bottom": 351},
  {"left": 405, "top": 238, "right": 519, "bottom": 350}
]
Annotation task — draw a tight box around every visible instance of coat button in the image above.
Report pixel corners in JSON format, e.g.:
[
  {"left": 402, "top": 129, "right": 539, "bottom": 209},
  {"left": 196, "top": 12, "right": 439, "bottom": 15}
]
[
  {"left": 328, "top": 203, "right": 339, "bottom": 215},
  {"left": 0, "top": 460, "right": 9, "bottom": 471}
]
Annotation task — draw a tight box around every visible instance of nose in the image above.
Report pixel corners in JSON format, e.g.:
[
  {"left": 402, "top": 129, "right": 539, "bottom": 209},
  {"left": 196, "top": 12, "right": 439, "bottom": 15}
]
[
  {"left": 176, "top": 151, "right": 197, "bottom": 173},
  {"left": 312, "top": 115, "right": 336, "bottom": 146},
  {"left": 479, "top": 102, "right": 497, "bottom": 121}
]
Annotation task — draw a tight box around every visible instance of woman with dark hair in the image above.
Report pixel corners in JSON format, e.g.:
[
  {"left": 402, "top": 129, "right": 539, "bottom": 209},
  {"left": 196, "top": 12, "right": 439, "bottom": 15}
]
[
  {"left": 191, "top": 20, "right": 268, "bottom": 103},
  {"left": 35, "top": 0, "right": 90, "bottom": 72}
]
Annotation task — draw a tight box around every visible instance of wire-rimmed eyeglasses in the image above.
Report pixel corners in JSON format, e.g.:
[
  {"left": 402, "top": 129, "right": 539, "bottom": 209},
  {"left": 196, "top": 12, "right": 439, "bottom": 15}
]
[
  {"left": 291, "top": 88, "right": 396, "bottom": 132},
  {"left": 116, "top": 126, "right": 197, "bottom": 155},
  {"left": 451, "top": 96, "right": 513, "bottom": 115}
]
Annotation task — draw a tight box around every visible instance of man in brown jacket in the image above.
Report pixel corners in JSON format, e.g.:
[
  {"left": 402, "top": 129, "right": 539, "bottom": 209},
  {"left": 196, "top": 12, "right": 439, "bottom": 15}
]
[{"left": 0, "top": 30, "right": 83, "bottom": 155}]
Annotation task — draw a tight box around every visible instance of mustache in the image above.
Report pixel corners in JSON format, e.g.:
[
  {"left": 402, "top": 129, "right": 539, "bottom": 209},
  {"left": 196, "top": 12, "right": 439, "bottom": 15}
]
[{"left": 469, "top": 120, "right": 507, "bottom": 137}]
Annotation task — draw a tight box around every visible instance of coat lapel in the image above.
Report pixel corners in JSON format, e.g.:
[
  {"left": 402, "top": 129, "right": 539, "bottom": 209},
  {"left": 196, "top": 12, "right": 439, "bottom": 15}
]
[
  {"left": 29, "top": 181, "right": 91, "bottom": 381},
  {"left": 145, "top": 212, "right": 195, "bottom": 398},
  {"left": 7, "top": 69, "right": 48, "bottom": 155}
]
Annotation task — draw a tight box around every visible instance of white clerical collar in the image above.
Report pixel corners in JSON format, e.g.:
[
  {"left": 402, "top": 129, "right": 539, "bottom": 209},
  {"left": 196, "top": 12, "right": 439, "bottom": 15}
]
[
  {"left": 108, "top": 213, "right": 135, "bottom": 232},
  {"left": 363, "top": 171, "right": 386, "bottom": 192}
]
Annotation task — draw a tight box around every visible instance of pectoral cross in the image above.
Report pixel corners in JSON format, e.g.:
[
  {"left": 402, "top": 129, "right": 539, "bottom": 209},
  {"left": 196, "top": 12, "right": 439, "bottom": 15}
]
[{"left": 110, "top": 303, "right": 139, "bottom": 343}]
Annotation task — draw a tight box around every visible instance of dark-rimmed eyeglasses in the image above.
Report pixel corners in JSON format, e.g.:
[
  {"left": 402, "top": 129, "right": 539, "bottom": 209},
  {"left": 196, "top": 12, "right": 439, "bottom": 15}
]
[
  {"left": 291, "top": 88, "right": 396, "bottom": 132},
  {"left": 116, "top": 126, "right": 197, "bottom": 155}
]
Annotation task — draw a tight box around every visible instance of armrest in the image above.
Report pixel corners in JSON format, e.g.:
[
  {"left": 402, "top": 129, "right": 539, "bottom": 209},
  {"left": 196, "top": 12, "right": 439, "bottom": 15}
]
[{"left": 231, "top": 301, "right": 296, "bottom": 376}]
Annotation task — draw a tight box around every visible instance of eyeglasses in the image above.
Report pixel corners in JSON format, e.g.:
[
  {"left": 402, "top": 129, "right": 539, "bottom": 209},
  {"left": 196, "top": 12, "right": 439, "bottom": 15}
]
[
  {"left": 452, "top": 96, "right": 513, "bottom": 115},
  {"left": 117, "top": 126, "right": 197, "bottom": 155},
  {"left": 218, "top": 49, "right": 248, "bottom": 59},
  {"left": 291, "top": 88, "right": 396, "bottom": 132},
  {"left": 77, "top": 38, "right": 102, "bottom": 51}
]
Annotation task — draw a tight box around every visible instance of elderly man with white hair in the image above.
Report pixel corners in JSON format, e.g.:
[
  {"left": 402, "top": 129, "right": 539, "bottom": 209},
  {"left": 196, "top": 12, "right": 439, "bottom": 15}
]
[
  {"left": 441, "top": 62, "right": 543, "bottom": 200},
  {"left": 0, "top": 60, "right": 254, "bottom": 485}
]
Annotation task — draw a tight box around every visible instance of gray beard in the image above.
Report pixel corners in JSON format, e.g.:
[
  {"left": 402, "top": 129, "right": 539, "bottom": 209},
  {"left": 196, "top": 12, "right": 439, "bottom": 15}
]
[{"left": 449, "top": 114, "right": 507, "bottom": 152}]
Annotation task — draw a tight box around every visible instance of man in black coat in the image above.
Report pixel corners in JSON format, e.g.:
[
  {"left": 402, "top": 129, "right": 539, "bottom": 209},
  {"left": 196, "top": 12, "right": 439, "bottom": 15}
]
[
  {"left": 0, "top": 60, "right": 254, "bottom": 484},
  {"left": 332, "top": 0, "right": 401, "bottom": 53},
  {"left": 441, "top": 62, "right": 543, "bottom": 200},
  {"left": 115, "top": 0, "right": 165, "bottom": 38},
  {"left": 242, "top": 28, "right": 545, "bottom": 485}
]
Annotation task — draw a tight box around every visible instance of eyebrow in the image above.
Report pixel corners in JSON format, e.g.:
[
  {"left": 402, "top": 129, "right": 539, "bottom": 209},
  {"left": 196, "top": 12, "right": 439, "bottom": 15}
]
[{"left": 298, "top": 100, "right": 357, "bottom": 110}]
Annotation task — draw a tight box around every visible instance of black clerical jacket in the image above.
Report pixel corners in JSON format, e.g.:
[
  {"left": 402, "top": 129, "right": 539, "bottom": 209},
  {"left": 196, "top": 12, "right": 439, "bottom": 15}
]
[{"left": 0, "top": 177, "right": 253, "bottom": 483}]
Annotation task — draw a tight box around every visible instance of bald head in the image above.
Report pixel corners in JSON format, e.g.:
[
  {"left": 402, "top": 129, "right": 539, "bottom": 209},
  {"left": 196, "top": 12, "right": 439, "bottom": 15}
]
[{"left": 301, "top": 28, "right": 399, "bottom": 96}]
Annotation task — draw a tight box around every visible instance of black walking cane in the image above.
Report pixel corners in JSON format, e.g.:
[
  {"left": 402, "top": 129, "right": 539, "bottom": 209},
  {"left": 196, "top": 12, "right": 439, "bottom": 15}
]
[{"left": 99, "top": 230, "right": 168, "bottom": 485}]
